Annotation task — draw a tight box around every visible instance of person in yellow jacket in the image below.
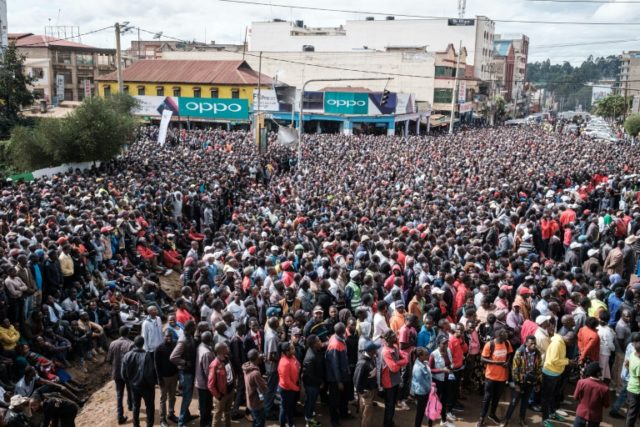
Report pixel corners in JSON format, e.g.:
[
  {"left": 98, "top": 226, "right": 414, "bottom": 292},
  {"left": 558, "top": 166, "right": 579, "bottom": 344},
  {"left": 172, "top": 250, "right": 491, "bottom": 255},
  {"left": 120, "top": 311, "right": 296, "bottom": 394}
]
[
  {"left": 0, "top": 318, "right": 20, "bottom": 352},
  {"left": 540, "top": 332, "right": 575, "bottom": 427}
]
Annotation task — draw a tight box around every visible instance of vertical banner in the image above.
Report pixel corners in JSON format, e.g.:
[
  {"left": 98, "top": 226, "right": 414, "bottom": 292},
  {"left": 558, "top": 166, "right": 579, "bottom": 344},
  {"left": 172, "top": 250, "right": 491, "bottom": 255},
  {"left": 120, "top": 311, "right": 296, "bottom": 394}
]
[
  {"left": 458, "top": 80, "right": 466, "bottom": 104},
  {"left": 56, "top": 74, "right": 65, "bottom": 102},
  {"left": 83, "top": 79, "right": 92, "bottom": 98},
  {"left": 157, "top": 109, "right": 173, "bottom": 145}
]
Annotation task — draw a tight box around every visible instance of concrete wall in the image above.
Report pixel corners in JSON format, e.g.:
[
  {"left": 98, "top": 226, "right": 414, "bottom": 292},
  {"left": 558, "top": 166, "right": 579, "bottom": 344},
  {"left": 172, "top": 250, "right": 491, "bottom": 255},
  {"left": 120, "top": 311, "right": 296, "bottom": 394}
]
[{"left": 161, "top": 50, "right": 436, "bottom": 107}]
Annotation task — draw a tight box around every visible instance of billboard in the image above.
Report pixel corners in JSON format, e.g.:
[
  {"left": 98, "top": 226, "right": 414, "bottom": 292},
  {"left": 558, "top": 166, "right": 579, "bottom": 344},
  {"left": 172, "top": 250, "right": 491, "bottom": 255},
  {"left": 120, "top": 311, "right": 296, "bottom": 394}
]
[
  {"left": 324, "top": 92, "right": 369, "bottom": 114},
  {"left": 591, "top": 85, "right": 612, "bottom": 105},
  {"left": 448, "top": 18, "right": 475, "bottom": 26},
  {"left": 252, "top": 89, "right": 279, "bottom": 111},
  {"left": 56, "top": 74, "right": 65, "bottom": 101},
  {"left": 179, "top": 98, "right": 249, "bottom": 119}
]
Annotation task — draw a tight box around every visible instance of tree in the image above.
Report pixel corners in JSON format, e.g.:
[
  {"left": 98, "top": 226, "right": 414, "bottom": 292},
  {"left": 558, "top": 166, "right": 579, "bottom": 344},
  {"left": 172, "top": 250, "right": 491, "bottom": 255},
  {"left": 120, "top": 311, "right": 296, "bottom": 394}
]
[
  {"left": 625, "top": 114, "right": 640, "bottom": 138},
  {"left": 7, "top": 94, "right": 138, "bottom": 171},
  {"left": 593, "top": 94, "right": 627, "bottom": 120},
  {"left": 0, "top": 43, "right": 35, "bottom": 138}
]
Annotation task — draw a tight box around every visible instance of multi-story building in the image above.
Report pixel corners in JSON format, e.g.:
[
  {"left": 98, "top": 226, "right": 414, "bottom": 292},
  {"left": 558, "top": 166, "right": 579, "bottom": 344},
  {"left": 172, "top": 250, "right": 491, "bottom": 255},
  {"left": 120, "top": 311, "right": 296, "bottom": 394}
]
[
  {"left": 492, "top": 39, "right": 515, "bottom": 101},
  {"left": 96, "top": 59, "right": 272, "bottom": 105},
  {"left": 620, "top": 51, "right": 640, "bottom": 113},
  {"left": 496, "top": 34, "right": 529, "bottom": 107},
  {"left": 9, "top": 32, "right": 116, "bottom": 103},
  {"left": 125, "top": 40, "right": 245, "bottom": 61},
  {"left": 248, "top": 16, "right": 495, "bottom": 80}
]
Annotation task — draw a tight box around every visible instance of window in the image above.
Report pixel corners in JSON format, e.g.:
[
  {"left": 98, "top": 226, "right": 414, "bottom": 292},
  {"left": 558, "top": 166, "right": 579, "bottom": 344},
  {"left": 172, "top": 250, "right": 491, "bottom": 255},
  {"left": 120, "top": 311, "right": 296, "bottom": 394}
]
[
  {"left": 435, "top": 66, "right": 455, "bottom": 77},
  {"left": 433, "top": 88, "right": 453, "bottom": 104},
  {"left": 64, "top": 89, "right": 74, "bottom": 101},
  {"left": 156, "top": 86, "right": 164, "bottom": 96},
  {"left": 32, "top": 88, "right": 45, "bottom": 99},
  {"left": 30, "top": 67, "right": 44, "bottom": 79},
  {"left": 137, "top": 86, "right": 145, "bottom": 96},
  {"left": 57, "top": 51, "right": 71, "bottom": 64},
  {"left": 193, "top": 87, "right": 201, "bottom": 98},
  {"left": 77, "top": 54, "right": 93, "bottom": 66},
  {"left": 231, "top": 88, "right": 240, "bottom": 99},
  {"left": 103, "top": 85, "right": 111, "bottom": 97},
  {"left": 173, "top": 87, "right": 181, "bottom": 97},
  {"left": 123, "top": 85, "right": 129, "bottom": 94},
  {"left": 210, "top": 87, "right": 219, "bottom": 98}
]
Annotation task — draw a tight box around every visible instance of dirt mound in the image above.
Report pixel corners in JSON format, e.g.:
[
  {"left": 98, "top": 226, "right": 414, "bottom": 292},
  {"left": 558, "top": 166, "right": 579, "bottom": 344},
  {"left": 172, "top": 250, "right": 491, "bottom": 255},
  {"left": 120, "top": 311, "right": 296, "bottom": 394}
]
[{"left": 159, "top": 271, "right": 183, "bottom": 299}]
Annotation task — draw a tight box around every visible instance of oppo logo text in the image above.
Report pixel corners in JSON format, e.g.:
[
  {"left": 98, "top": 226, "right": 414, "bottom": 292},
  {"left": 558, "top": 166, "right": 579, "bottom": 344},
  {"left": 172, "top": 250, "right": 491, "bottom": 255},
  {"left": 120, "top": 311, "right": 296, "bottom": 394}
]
[{"left": 185, "top": 101, "right": 243, "bottom": 114}]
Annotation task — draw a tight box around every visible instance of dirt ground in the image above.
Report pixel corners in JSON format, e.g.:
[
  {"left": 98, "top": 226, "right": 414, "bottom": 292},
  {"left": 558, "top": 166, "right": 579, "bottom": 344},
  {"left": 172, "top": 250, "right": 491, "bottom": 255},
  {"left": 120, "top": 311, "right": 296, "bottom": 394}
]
[{"left": 76, "top": 379, "right": 621, "bottom": 427}]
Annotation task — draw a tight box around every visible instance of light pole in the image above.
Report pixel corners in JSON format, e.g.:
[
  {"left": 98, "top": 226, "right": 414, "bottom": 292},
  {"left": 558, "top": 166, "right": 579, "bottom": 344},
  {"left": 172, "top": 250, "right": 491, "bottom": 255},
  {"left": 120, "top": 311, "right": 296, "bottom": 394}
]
[
  {"left": 297, "top": 77, "right": 392, "bottom": 165},
  {"left": 115, "top": 21, "right": 133, "bottom": 93}
]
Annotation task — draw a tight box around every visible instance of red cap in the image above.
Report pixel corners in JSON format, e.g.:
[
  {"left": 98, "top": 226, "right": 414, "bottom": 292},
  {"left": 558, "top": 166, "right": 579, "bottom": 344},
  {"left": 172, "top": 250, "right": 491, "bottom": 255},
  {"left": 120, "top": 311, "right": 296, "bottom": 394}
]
[
  {"left": 518, "top": 287, "right": 533, "bottom": 295},
  {"left": 248, "top": 246, "right": 256, "bottom": 255},
  {"left": 417, "top": 224, "right": 426, "bottom": 231},
  {"left": 409, "top": 229, "right": 418, "bottom": 235},
  {"left": 401, "top": 226, "right": 410, "bottom": 233}
]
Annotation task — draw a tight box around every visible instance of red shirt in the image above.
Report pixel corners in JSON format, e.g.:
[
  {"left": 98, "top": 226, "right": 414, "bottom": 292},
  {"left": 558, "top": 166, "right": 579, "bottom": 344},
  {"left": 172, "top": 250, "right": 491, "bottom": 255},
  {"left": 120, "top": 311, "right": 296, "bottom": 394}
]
[
  {"left": 448, "top": 334, "right": 468, "bottom": 369},
  {"left": 176, "top": 308, "right": 193, "bottom": 326},
  {"left": 277, "top": 354, "right": 300, "bottom": 391},
  {"left": 574, "top": 377, "right": 610, "bottom": 422},
  {"left": 520, "top": 319, "right": 539, "bottom": 345},
  {"left": 577, "top": 327, "right": 600, "bottom": 363}
]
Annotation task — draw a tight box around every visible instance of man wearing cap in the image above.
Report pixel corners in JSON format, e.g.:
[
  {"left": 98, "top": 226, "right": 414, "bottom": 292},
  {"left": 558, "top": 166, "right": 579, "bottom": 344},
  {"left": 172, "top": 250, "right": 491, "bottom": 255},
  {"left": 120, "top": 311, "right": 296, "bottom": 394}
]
[
  {"left": 353, "top": 340, "right": 380, "bottom": 427},
  {"left": 582, "top": 249, "right": 602, "bottom": 278},
  {"left": 345, "top": 270, "right": 363, "bottom": 313},
  {"left": 514, "top": 286, "right": 533, "bottom": 320}
]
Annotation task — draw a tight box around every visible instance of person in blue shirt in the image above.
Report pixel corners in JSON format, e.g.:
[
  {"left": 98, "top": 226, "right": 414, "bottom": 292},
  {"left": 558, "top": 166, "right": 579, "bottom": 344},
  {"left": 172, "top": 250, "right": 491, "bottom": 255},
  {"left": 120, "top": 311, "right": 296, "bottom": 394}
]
[
  {"left": 417, "top": 315, "right": 437, "bottom": 354},
  {"left": 411, "top": 347, "right": 432, "bottom": 427},
  {"left": 607, "top": 285, "right": 624, "bottom": 327}
]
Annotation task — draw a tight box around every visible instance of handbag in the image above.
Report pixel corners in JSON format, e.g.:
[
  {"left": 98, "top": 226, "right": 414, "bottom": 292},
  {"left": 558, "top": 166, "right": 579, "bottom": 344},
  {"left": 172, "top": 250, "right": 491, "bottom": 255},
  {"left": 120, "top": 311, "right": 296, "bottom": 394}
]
[{"left": 426, "top": 382, "right": 443, "bottom": 421}]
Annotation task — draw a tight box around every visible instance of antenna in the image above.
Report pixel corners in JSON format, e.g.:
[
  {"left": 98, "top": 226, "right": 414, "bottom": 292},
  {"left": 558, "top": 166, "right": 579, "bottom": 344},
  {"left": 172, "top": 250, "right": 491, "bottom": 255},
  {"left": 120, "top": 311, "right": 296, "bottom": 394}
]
[{"left": 458, "top": 0, "right": 466, "bottom": 19}]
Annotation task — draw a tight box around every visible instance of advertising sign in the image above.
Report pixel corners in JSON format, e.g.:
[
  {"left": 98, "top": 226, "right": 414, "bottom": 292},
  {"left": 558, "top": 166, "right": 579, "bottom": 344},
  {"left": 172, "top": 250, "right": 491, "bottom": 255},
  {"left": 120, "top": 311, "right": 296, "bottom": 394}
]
[
  {"left": 83, "top": 79, "right": 92, "bottom": 98},
  {"left": 591, "top": 85, "right": 612, "bottom": 105},
  {"left": 178, "top": 98, "right": 249, "bottom": 119},
  {"left": 133, "top": 96, "right": 179, "bottom": 116},
  {"left": 459, "top": 102, "right": 473, "bottom": 113},
  {"left": 458, "top": 80, "right": 467, "bottom": 104},
  {"left": 253, "top": 89, "right": 279, "bottom": 111},
  {"left": 448, "top": 18, "right": 475, "bottom": 26},
  {"left": 56, "top": 74, "right": 65, "bottom": 101},
  {"left": 324, "top": 92, "right": 369, "bottom": 115}
]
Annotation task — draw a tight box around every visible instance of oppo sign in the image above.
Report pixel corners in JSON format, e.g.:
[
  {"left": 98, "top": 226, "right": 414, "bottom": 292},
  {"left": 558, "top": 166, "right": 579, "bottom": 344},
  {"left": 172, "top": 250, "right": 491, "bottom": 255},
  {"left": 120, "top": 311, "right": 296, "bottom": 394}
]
[
  {"left": 178, "top": 97, "right": 249, "bottom": 119},
  {"left": 323, "top": 92, "right": 369, "bottom": 114}
]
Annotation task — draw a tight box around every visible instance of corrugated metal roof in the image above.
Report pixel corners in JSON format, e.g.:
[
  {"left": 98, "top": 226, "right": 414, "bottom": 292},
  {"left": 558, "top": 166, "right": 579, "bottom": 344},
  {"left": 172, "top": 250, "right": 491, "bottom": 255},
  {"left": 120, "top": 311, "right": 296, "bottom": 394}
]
[
  {"left": 96, "top": 60, "right": 274, "bottom": 85},
  {"left": 11, "top": 33, "right": 107, "bottom": 50},
  {"left": 493, "top": 40, "right": 512, "bottom": 57}
]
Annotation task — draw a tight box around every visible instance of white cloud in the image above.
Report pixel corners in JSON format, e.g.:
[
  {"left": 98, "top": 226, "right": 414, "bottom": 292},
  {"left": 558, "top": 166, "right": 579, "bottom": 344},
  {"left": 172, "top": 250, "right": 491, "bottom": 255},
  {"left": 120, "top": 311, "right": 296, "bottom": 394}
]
[{"left": 7, "top": 0, "right": 640, "bottom": 65}]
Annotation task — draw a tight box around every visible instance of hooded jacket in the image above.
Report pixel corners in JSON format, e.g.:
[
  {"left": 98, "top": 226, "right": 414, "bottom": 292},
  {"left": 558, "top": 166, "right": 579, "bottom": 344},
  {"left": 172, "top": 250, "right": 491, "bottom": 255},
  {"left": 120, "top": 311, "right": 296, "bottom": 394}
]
[{"left": 243, "top": 361, "right": 267, "bottom": 410}]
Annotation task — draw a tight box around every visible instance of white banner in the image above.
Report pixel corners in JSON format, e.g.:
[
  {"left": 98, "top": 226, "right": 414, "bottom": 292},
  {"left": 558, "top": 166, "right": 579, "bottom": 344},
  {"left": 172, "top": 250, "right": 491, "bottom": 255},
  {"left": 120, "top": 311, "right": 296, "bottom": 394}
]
[
  {"left": 458, "top": 80, "right": 467, "bottom": 103},
  {"left": 83, "top": 79, "right": 91, "bottom": 98},
  {"left": 459, "top": 102, "right": 473, "bottom": 113},
  {"left": 56, "top": 74, "right": 65, "bottom": 101},
  {"left": 252, "top": 89, "right": 279, "bottom": 111},
  {"left": 157, "top": 109, "right": 173, "bottom": 146}
]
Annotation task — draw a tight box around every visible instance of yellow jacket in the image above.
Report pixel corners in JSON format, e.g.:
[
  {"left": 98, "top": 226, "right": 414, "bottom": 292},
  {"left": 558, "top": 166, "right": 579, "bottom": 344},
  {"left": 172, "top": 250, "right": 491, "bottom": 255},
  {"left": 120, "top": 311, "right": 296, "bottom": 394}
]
[
  {"left": 543, "top": 333, "right": 569, "bottom": 375},
  {"left": 0, "top": 325, "right": 20, "bottom": 351},
  {"left": 59, "top": 252, "right": 74, "bottom": 277}
]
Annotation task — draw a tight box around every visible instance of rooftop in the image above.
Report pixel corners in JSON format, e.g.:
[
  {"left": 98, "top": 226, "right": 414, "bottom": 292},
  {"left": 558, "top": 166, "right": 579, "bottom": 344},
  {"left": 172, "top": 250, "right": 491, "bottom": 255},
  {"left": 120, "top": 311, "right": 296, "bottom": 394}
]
[
  {"left": 9, "top": 32, "right": 113, "bottom": 52},
  {"left": 96, "top": 59, "right": 274, "bottom": 85}
]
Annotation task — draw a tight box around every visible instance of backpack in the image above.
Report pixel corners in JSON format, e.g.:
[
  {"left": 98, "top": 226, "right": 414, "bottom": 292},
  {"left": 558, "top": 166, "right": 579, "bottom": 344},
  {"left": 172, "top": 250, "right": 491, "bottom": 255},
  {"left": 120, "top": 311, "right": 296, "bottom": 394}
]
[{"left": 426, "top": 382, "right": 443, "bottom": 421}]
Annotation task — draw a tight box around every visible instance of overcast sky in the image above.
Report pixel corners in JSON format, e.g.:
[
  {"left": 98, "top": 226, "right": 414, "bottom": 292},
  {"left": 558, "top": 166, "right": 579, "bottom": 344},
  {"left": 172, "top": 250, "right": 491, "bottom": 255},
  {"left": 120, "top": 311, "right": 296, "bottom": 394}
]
[{"left": 9, "top": 0, "right": 640, "bottom": 65}]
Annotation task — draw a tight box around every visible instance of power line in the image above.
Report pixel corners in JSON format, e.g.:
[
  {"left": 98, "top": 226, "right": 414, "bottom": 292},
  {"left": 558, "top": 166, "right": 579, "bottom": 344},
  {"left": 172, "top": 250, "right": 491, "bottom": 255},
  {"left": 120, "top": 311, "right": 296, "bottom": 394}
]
[
  {"left": 13, "top": 25, "right": 114, "bottom": 48},
  {"left": 217, "top": 0, "right": 640, "bottom": 25}
]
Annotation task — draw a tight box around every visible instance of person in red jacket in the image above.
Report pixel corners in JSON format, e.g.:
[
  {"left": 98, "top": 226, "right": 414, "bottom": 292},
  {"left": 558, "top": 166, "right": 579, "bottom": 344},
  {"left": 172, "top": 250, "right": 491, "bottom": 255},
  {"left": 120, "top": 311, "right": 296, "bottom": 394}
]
[
  {"left": 573, "top": 361, "right": 610, "bottom": 426},
  {"left": 577, "top": 317, "right": 600, "bottom": 367},
  {"left": 277, "top": 342, "right": 300, "bottom": 427},
  {"left": 381, "top": 330, "right": 409, "bottom": 427},
  {"left": 208, "top": 342, "right": 235, "bottom": 427},
  {"left": 448, "top": 323, "right": 469, "bottom": 412}
]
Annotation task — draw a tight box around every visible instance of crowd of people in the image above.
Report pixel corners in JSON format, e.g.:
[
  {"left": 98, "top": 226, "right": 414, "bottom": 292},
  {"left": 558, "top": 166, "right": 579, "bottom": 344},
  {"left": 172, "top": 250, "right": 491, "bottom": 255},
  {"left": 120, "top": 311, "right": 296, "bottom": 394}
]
[{"left": 0, "top": 124, "right": 640, "bottom": 427}]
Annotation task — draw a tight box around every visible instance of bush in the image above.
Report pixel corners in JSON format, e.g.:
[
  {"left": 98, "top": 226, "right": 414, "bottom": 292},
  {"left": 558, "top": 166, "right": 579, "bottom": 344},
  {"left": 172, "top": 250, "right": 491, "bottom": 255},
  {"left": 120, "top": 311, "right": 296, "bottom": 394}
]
[
  {"left": 624, "top": 114, "right": 640, "bottom": 138},
  {"left": 6, "top": 94, "right": 138, "bottom": 171}
]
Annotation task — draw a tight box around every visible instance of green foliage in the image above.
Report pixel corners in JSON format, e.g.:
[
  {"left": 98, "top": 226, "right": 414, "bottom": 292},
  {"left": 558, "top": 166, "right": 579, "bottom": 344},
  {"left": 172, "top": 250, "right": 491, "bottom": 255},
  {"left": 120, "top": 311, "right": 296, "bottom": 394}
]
[
  {"left": 528, "top": 55, "right": 620, "bottom": 111},
  {"left": 7, "top": 94, "right": 138, "bottom": 171},
  {"left": 0, "top": 43, "right": 35, "bottom": 138},
  {"left": 593, "top": 94, "right": 627, "bottom": 119},
  {"left": 625, "top": 114, "right": 640, "bottom": 137},
  {"left": 495, "top": 95, "right": 506, "bottom": 122}
]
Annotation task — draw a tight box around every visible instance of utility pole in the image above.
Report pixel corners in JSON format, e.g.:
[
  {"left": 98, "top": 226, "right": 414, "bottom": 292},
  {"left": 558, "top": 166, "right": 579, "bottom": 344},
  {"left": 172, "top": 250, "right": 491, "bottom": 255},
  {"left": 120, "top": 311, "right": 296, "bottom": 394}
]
[
  {"left": 137, "top": 27, "right": 141, "bottom": 59},
  {"left": 115, "top": 23, "right": 124, "bottom": 93},
  {"left": 449, "top": 40, "right": 462, "bottom": 134}
]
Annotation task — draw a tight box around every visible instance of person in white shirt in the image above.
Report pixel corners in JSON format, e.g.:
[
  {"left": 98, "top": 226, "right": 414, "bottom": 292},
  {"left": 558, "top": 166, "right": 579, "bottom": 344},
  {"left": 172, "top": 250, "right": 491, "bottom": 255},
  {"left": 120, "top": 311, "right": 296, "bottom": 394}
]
[
  {"left": 597, "top": 311, "right": 616, "bottom": 381},
  {"left": 373, "top": 300, "right": 390, "bottom": 344},
  {"left": 141, "top": 305, "right": 163, "bottom": 352}
]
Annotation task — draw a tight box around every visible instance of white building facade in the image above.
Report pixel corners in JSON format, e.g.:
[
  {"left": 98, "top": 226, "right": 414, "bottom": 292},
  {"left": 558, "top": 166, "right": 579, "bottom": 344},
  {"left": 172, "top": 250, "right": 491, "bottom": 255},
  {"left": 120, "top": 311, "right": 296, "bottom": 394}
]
[{"left": 248, "top": 16, "right": 495, "bottom": 80}]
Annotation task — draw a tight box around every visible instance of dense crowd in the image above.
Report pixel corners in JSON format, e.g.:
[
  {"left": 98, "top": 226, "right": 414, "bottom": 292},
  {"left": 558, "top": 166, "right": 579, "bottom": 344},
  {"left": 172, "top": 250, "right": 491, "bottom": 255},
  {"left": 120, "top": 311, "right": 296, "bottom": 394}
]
[{"left": 1, "top": 124, "right": 640, "bottom": 427}]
